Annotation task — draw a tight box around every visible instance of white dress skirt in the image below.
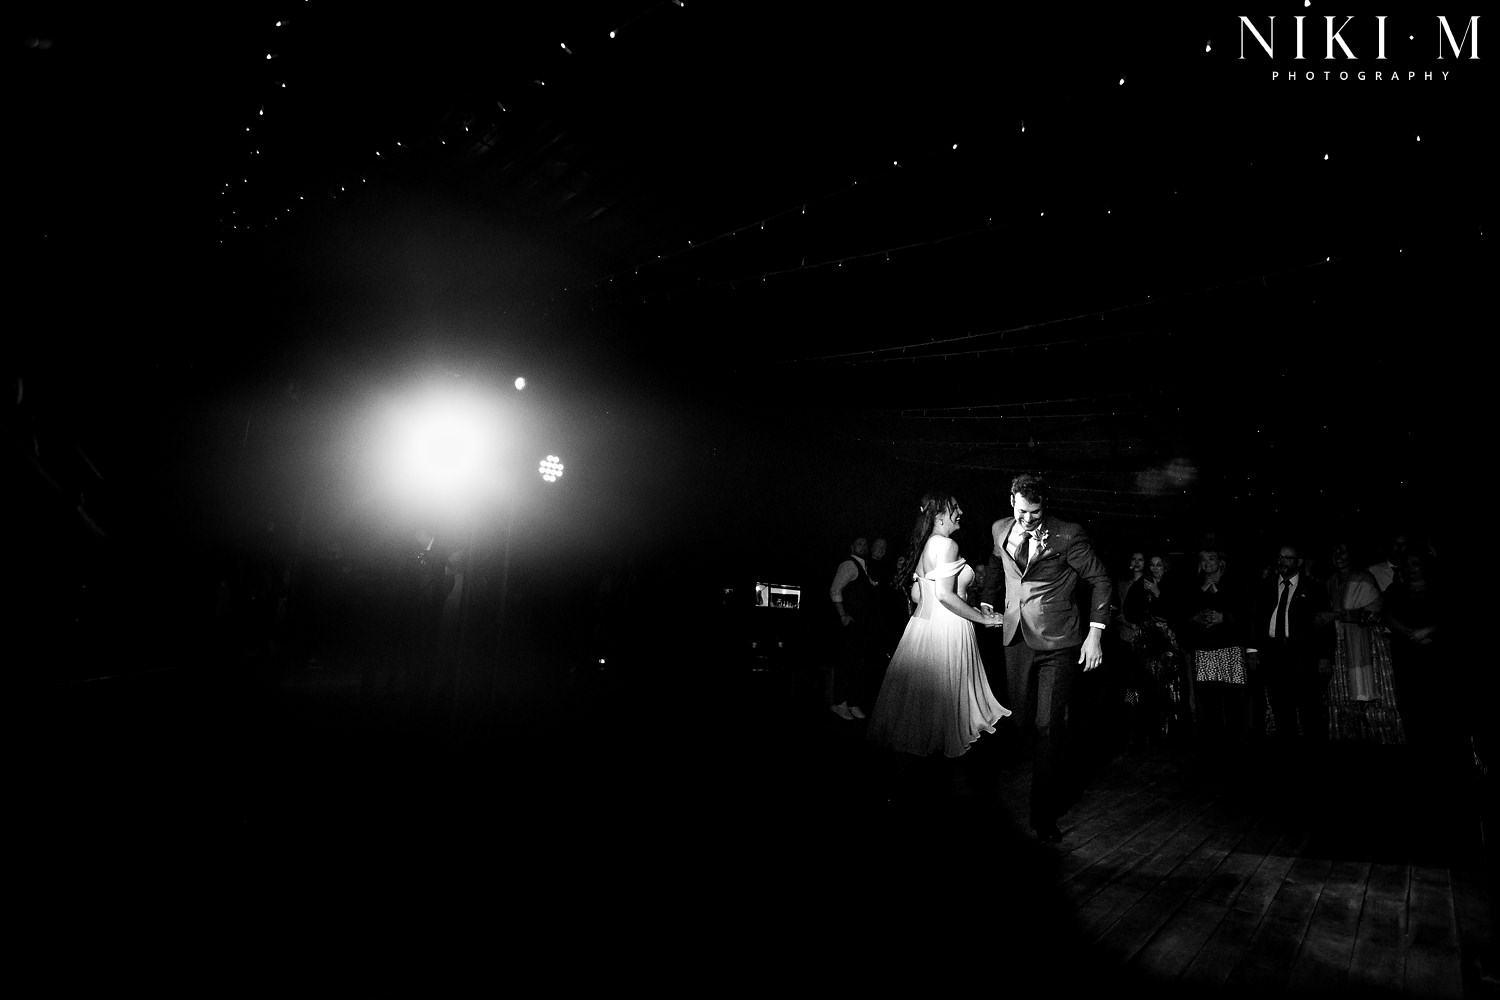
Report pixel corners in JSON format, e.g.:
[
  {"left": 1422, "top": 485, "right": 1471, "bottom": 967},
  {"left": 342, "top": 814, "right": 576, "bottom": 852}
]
[{"left": 867, "top": 558, "right": 1011, "bottom": 757}]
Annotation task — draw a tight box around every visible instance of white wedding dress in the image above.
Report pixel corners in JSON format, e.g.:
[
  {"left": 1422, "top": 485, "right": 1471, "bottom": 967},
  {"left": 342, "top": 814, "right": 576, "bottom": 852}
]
[{"left": 867, "top": 557, "right": 1010, "bottom": 757}]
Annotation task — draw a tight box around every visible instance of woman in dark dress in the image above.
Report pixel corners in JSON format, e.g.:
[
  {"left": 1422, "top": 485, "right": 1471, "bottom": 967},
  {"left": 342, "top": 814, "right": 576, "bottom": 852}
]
[
  {"left": 1122, "top": 554, "right": 1187, "bottom": 747},
  {"left": 1384, "top": 549, "right": 1441, "bottom": 761}
]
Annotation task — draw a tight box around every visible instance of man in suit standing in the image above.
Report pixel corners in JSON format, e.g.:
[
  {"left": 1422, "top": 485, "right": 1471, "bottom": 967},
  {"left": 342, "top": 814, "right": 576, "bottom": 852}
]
[
  {"left": 981, "top": 474, "right": 1113, "bottom": 843},
  {"left": 1256, "top": 542, "right": 1333, "bottom": 749}
]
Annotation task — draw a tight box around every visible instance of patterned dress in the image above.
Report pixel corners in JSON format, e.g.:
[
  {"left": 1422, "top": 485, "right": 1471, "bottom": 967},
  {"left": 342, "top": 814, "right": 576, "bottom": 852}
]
[{"left": 1326, "top": 574, "right": 1405, "bottom": 744}]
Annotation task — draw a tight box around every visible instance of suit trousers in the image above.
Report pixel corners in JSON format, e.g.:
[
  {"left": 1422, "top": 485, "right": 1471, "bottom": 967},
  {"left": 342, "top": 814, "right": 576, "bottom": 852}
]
[
  {"left": 1259, "top": 637, "right": 1327, "bottom": 744},
  {"left": 1005, "top": 637, "right": 1079, "bottom": 828}
]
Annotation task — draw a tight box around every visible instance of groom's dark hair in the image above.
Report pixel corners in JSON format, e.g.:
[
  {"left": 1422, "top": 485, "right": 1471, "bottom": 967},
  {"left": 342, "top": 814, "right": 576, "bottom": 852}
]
[{"left": 1009, "top": 473, "right": 1049, "bottom": 505}]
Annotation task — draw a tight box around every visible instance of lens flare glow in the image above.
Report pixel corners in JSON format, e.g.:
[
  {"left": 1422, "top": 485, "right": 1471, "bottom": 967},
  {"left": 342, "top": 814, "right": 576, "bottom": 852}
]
[{"left": 384, "top": 385, "right": 508, "bottom": 505}]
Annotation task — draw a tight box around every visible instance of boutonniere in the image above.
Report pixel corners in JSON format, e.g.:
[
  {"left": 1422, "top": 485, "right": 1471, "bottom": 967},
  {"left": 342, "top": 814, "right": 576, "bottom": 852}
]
[{"left": 1035, "top": 527, "right": 1051, "bottom": 550}]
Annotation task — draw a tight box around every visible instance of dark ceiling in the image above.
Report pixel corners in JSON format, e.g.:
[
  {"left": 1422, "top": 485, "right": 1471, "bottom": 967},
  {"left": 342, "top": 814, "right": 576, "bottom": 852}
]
[{"left": 15, "top": 3, "right": 1491, "bottom": 576}]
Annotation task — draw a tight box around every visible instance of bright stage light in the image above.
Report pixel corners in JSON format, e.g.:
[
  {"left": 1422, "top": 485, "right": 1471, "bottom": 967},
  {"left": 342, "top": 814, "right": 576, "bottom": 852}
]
[
  {"left": 539, "top": 455, "right": 564, "bottom": 483},
  {"left": 514, "top": 377, "right": 526, "bottom": 390},
  {"left": 384, "top": 384, "right": 509, "bottom": 506}
]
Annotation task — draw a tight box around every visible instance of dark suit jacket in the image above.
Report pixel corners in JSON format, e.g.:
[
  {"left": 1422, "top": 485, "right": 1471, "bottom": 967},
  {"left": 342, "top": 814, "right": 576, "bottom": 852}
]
[
  {"left": 1254, "top": 572, "right": 1333, "bottom": 663},
  {"left": 981, "top": 514, "right": 1112, "bottom": 650}
]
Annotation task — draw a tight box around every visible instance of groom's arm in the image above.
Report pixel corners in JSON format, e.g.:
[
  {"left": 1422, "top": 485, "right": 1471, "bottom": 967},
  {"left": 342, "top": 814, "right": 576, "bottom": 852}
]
[{"left": 1066, "top": 528, "right": 1114, "bottom": 629}]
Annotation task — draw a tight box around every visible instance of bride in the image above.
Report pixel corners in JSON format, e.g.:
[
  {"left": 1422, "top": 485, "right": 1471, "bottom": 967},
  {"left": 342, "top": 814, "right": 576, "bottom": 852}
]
[{"left": 867, "top": 490, "right": 1010, "bottom": 758}]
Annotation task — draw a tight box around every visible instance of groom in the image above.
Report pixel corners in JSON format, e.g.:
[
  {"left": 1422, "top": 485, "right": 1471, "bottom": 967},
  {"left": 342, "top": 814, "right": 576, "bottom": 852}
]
[{"left": 981, "top": 473, "right": 1112, "bottom": 843}]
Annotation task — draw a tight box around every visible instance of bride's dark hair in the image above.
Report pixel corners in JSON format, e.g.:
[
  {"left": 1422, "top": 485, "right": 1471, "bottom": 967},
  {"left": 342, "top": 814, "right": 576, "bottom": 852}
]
[{"left": 903, "top": 489, "right": 960, "bottom": 580}]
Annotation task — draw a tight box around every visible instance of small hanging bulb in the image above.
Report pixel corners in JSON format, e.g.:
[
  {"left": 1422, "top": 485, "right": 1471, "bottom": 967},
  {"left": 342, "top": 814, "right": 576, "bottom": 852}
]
[
  {"left": 1119, "top": 76, "right": 1125, "bottom": 85},
  {"left": 609, "top": 30, "right": 617, "bottom": 38},
  {"left": 560, "top": 42, "right": 572, "bottom": 54},
  {"left": 1205, "top": 40, "right": 1212, "bottom": 53}
]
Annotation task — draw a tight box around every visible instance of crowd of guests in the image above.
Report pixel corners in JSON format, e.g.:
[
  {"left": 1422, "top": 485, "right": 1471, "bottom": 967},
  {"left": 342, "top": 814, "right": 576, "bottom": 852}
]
[{"left": 1100, "top": 532, "right": 1449, "bottom": 767}]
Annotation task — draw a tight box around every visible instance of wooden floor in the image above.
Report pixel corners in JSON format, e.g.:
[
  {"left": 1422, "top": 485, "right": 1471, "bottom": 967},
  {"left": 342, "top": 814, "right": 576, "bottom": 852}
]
[
  {"left": 662, "top": 663, "right": 1499, "bottom": 998},
  {"left": 43, "top": 660, "right": 1498, "bottom": 994},
  {"left": 974, "top": 741, "right": 1494, "bottom": 998}
]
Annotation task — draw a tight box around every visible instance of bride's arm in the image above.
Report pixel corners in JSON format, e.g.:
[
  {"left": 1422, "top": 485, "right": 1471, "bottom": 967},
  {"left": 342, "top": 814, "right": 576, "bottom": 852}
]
[{"left": 929, "top": 539, "right": 1000, "bottom": 626}]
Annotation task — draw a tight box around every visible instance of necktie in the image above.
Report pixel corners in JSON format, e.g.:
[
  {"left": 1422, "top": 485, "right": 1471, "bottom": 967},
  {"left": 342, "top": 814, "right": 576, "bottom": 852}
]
[
  {"left": 1015, "top": 531, "right": 1031, "bottom": 572},
  {"left": 1275, "top": 579, "right": 1291, "bottom": 639}
]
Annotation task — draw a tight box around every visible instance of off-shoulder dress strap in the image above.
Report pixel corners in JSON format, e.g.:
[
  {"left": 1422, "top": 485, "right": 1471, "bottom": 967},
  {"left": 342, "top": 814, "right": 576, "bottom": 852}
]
[{"left": 921, "top": 557, "right": 967, "bottom": 581}]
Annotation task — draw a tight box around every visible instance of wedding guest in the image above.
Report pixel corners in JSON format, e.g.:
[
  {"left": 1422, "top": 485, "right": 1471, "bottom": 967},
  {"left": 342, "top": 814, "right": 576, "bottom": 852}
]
[
  {"left": 828, "top": 536, "right": 876, "bottom": 721},
  {"left": 1321, "top": 541, "right": 1405, "bottom": 744},
  {"left": 1367, "top": 532, "right": 1410, "bottom": 593},
  {"left": 868, "top": 536, "right": 892, "bottom": 587},
  {"left": 1182, "top": 546, "right": 1251, "bottom": 751},
  {"left": 1112, "top": 551, "right": 1151, "bottom": 749},
  {"left": 1384, "top": 548, "right": 1441, "bottom": 759},
  {"left": 1122, "top": 553, "right": 1188, "bottom": 748},
  {"left": 967, "top": 564, "right": 990, "bottom": 610},
  {"left": 1256, "top": 542, "right": 1334, "bottom": 750},
  {"left": 1113, "top": 551, "right": 1149, "bottom": 640}
]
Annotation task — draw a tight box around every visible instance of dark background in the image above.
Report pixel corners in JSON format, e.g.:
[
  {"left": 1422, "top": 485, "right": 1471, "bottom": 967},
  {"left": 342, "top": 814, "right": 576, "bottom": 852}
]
[{"left": 15, "top": 4, "right": 1488, "bottom": 680}]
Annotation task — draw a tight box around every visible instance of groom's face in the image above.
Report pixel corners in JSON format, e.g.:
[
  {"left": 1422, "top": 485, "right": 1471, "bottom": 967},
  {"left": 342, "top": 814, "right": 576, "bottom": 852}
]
[{"left": 1011, "top": 494, "right": 1044, "bottom": 531}]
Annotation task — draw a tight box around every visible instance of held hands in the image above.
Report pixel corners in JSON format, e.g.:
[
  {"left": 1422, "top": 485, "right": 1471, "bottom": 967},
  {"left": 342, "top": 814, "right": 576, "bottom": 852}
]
[{"left": 979, "top": 604, "right": 1002, "bottom": 627}]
